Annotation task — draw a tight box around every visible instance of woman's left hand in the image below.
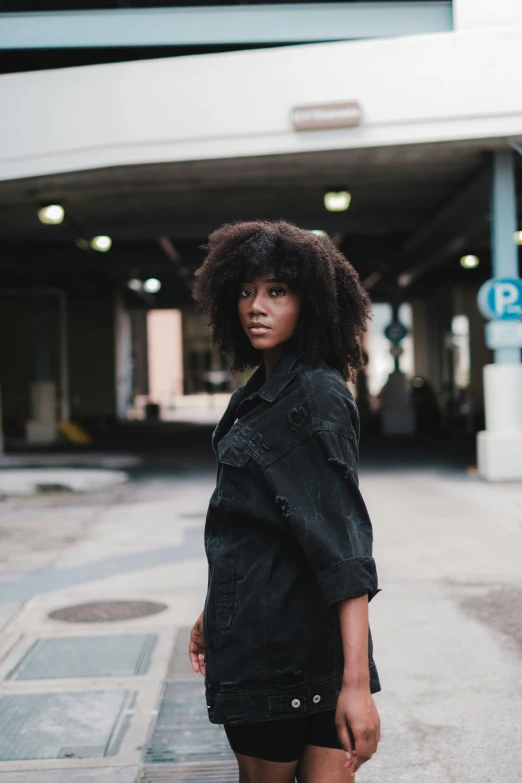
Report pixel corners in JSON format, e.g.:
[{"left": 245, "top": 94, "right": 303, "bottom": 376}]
[{"left": 335, "top": 684, "right": 380, "bottom": 773}]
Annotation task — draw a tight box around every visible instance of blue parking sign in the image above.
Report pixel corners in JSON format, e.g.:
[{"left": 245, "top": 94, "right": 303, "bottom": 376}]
[{"left": 477, "top": 277, "right": 522, "bottom": 321}]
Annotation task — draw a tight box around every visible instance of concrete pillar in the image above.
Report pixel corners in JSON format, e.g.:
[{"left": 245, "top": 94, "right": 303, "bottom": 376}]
[
  {"left": 26, "top": 300, "right": 58, "bottom": 444},
  {"left": 478, "top": 151, "right": 522, "bottom": 480},
  {"left": 0, "top": 386, "right": 4, "bottom": 455},
  {"left": 466, "top": 285, "right": 493, "bottom": 420},
  {"left": 411, "top": 299, "right": 430, "bottom": 380},
  {"left": 115, "top": 294, "right": 133, "bottom": 421}
]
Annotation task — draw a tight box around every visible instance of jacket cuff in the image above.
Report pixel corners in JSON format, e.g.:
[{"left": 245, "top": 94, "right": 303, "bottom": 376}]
[{"left": 318, "top": 556, "right": 381, "bottom": 607}]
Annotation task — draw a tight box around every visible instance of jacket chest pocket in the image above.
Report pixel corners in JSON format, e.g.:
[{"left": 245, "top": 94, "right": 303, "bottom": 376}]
[{"left": 216, "top": 435, "right": 249, "bottom": 501}]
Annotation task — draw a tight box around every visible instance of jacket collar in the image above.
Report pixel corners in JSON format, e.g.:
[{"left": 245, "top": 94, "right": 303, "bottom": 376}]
[{"left": 244, "top": 350, "right": 307, "bottom": 404}]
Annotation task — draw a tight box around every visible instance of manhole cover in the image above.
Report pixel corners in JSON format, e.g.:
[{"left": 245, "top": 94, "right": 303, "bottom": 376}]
[{"left": 48, "top": 601, "right": 168, "bottom": 623}]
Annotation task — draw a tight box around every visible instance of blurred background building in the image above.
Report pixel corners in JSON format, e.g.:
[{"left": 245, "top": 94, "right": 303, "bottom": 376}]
[{"left": 0, "top": 0, "right": 521, "bottom": 478}]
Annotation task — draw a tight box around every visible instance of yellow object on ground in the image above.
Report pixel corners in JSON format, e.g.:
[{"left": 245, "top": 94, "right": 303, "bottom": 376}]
[{"left": 58, "top": 420, "right": 93, "bottom": 445}]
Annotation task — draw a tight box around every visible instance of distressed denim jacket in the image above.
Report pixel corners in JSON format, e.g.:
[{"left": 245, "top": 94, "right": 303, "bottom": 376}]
[{"left": 204, "top": 351, "right": 381, "bottom": 725}]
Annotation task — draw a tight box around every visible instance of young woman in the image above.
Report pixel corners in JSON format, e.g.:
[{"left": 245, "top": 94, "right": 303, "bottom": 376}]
[{"left": 189, "top": 220, "right": 381, "bottom": 783}]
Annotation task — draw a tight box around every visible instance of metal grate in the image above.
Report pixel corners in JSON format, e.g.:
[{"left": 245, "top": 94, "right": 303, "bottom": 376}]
[
  {"left": 49, "top": 600, "right": 168, "bottom": 623},
  {"left": 140, "top": 763, "right": 238, "bottom": 783},
  {"left": 0, "top": 691, "right": 133, "bottom": 761},
  {"left": 167, "top": 626, "right": 200, "bottom": 681},
  {"left": 7, "top": 634, "right": 157, "bottom": 680},
  {"left": 145, "top": 681, "right": 233, "bottom": 765},
  {"left": 0, "top": 769, "right": 139, "bottom": 782}
]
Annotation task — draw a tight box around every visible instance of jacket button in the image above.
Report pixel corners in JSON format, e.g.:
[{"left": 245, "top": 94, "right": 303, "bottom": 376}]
[
  {"left": 313, "top": 695, "right": 321, "bottom": 704},
  {"left": 291, "top": 699, "right": 301, "bottom": 709}
]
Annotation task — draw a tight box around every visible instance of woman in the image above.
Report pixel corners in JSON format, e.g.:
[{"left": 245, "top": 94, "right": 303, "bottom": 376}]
[{"left": 189, "top": 220, "right": 381, "bottom": 783}]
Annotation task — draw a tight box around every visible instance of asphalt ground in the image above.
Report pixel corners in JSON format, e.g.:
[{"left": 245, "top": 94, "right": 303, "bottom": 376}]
[{"left": 0, "top": 427, "right": 520, "bottom": 782}]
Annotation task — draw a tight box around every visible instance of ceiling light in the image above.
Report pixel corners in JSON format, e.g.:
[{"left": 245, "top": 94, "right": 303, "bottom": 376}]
[
  {"left": 127, "top": 278, "right": 143, "bottom": 292},
  {"left": 37, "top": 204, "right": 65, "bottom": 225},
  {"left": 90, "top": 235, "right": 112, "bottom": 252},
  {"left": 311, "top": 230, "right": 328, "bottom": 237},
  {"left": 143, "top": 277, "right": 161, "bottom": 294},
  {"left": 514, "top": 231, "right": 522, "bottom": 245},
  {"left": 324, "top": 191, "right": 351, "bottom": 212},
  {"left": 460, "top": 254, "right": 479, "bottom": 269}
]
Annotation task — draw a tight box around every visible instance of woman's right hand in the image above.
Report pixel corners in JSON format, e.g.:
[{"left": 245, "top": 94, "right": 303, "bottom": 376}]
[{"left": 189, "top": 611, "right": 206, "bottom": 676}]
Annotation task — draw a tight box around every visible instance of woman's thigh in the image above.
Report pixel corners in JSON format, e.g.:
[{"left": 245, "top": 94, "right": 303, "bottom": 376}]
[
  {"left": 296, "top": 708, "right": 354, "bottom": 783},
  {"left": 225, "top": 717, "right": 305, "bottom": 783},
  {"left": 224, "top": 715, "right": 306, "bottom": 763},
  {"left": 234, "top": 752, "right": 299, "bottom": 783},
  {"left": 296, "top": 745, "right": 355, "bottom": 783}
]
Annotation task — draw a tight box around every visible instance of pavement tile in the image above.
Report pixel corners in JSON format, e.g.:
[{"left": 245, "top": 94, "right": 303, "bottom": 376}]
[{"left": 0, "top": 603, "right": 21, "bottom": 631}]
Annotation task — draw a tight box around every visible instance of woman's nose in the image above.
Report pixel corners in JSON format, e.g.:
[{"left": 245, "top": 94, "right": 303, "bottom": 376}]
[{"left": 249, "top": 294, "right": 267, "bottom": 315}]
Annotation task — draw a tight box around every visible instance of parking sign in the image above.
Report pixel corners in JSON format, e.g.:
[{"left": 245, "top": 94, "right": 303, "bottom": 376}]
[{"left": 477, "top": 277, "right": 522, "bottom": 321}]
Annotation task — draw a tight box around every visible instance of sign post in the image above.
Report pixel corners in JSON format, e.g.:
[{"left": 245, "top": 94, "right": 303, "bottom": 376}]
[
  {"left": 477, "top": 151, "right": 522, "bottom": 481},
  {"left": 381, "top": 309, "right": 415, "bottom": 436}
]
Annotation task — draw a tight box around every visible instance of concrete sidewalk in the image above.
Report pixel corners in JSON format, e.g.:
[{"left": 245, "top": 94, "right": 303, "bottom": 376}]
[{"left": 0, "top": 458, "right": 520, "bottom": 781}]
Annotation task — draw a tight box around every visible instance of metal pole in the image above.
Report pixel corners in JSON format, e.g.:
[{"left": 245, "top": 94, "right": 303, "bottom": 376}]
[
  {"left": 491, "top": 150, "right": 520, "bottom": 363},
  {"left": 57, "top": 290, "right": 70, "bottom": 421}
]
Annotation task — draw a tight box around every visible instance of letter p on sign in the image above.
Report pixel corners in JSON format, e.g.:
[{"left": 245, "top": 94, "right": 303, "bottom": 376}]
[
  {"left": 494, "top": 282, "right": 520, "bottom": 317},
  {"left": 478, "top": 277, "right": 522, "bottom": 321}
]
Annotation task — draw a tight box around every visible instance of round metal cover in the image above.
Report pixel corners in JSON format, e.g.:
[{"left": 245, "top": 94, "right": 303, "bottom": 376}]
[{"left": 48, "top": 600, "right": 168, "bottom": 623}]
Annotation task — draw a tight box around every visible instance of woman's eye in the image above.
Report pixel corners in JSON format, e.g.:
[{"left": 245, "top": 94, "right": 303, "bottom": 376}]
[
  {"left": 239, "top": 289, "right": 252, "bottom": 298},
  {"left": 269, "top": 288, "right": 286, "bottom": 297}
]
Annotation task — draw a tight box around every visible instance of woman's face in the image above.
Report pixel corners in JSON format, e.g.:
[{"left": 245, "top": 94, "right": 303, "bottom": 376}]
[{"left": 238, "top": 273, "right": 301, "bottom": 352}]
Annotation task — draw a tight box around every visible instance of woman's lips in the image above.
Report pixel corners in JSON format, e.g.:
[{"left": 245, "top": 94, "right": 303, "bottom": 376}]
[{"left": 249, "top": 326, "right": 271, "bottom": 335}]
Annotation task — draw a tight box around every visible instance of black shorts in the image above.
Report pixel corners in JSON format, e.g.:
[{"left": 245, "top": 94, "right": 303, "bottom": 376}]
[{"left": 224, "top": 709, "right": 344, "bottom": 763}]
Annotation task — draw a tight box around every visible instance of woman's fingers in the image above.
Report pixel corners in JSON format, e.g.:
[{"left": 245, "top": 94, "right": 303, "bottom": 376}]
[
  {"left": 371, "top": 698, "right": 381, "bottom": 751},
  {"left": 351, "top": 725, "right": 378, "bottom": 772},
  {"left": 189, "top": 623, "right": 205, "bottom": 673},
  {"left": 335, "top": 717, "right": 356, "bottom": 772},
  {"left": 189, "top": 634, "right": 201, "bottom": 673},
  {"left": 353, "top": 731, "right": 373, "bottom": 768}
]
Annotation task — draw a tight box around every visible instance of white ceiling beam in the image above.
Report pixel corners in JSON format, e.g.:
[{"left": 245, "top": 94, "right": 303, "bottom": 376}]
[{"left": 0, "top": 3, "right": 453, "bottom": 49}]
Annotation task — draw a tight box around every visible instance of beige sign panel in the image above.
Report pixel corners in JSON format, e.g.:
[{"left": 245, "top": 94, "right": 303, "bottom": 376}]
[{"left": 291, "top": 102, "right": 362, "bottom": 131}]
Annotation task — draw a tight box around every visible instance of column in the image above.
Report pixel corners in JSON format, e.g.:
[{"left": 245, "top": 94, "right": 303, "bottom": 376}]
[
  {"left": 477, "top": 150, "right": 522, "bottom": 480},
  {"left": 381, "top": 301, "right": 415, "bottom": 436},
  {"left": 26, "top": 299, "right": 58, "bottom": 444}
]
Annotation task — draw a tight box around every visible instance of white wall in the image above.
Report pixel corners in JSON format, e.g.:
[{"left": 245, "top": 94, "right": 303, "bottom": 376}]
[
  {"left": 147, "top": 310, "right": 183, "bottom": 408},
  {"left": 454, "top": 0, "right": 522, "bottom": 30},
  {"left": 2, "top": 24, "right": 522, "bottom": 181}
]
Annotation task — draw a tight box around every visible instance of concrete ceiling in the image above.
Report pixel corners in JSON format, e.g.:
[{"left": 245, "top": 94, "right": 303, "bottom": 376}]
[{"left": 0, "top": 138, "right": 520, "bottom": 301}]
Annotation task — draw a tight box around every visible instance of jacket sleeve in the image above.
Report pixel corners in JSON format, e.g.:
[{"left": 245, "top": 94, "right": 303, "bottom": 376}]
[{"left": 265, "top": 428, "right": 381, "bottom": 607}]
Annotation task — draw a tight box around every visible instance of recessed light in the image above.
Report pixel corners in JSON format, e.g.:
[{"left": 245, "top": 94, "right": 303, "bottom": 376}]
[
  {"left": 324, "top": 191, "right": 351, "bottom": 212},
  {"left": 127, "top": 279, "right": 143, "bottom": 292},
  {"left": 143, "top": 278, "right": 161, "bottom": 294},
  {"left": 460, "top": 255, "right": 479, "bottom": 269},
  {"left": 514, "top": 231, "right": 522, "bottom": 245},
  {"left": 90, "top": 235, "right": 112, "bottom": 252},
  {"left": 311, "top": 230, "right": 328, "bottom": 237},
  {"left": 37, "top": 204, "right": 65, "bottom": 225}
]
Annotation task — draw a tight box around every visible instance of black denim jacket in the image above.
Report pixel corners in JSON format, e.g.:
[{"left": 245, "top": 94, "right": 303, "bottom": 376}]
[{"left": 204, "top": 351, "right": 381, "bottom": 725}]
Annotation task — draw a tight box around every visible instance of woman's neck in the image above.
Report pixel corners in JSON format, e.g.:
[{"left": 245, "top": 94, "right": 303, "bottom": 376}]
[{"left": 262, "top": 347, "right": 284, "bottom": 381}]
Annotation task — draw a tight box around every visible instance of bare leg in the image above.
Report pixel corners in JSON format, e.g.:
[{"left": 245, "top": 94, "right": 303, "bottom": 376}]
[
  {"left": 234, "top": 751, "right": 299, "bottom": 783},
  {"left": 296, "top": 745, "right": 356, "bottom": 783}
]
